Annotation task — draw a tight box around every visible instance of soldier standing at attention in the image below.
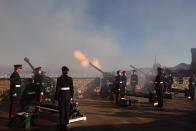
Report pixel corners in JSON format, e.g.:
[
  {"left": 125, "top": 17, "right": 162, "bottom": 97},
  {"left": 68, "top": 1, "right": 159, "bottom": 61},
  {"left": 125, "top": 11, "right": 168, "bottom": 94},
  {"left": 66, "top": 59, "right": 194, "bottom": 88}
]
[
  {"left": 154, "top": 68, "right": 165, "bottom": 108},
  {"left": 188, "top": 73, "right": 196, "bottom": 100},
  {"left": 9, "top": 65, "right": 22, "bottom": 119},
  {"left": 114, "top": 70, "right": 122, "bottom": 104},
  {"left": 131, "top": 70, "right": 138, "bottom": 93},
  {"left": 55, "top": 66, "right": 74, "bottom": 129},
  {"left": 167, "top": 73, "right": 173, "bottom": 92},
  {"left": 34, "top": 67, "right": 44, "bottom": 112},
  {"left": 121, "top": 71, "right": 127, "bottom": 98}
]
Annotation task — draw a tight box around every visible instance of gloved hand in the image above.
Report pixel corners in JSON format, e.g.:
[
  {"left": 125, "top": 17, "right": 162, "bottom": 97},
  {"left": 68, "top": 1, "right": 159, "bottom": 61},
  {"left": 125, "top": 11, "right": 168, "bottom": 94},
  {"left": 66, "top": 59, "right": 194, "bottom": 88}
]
[{"left": 13, "top": 93, "right": 17, "bottom": 97}]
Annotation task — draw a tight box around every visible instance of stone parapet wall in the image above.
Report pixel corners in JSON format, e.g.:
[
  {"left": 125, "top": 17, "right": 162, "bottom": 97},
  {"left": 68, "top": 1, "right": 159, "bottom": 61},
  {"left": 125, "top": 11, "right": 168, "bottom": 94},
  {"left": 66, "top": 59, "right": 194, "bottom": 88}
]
[
  {"left": 0, "top": 77, "right": 101, "bottom": 101},
  {"left": 0, "top": 76, "right": 190, "bottom": 101},
  {"left": 172, "top": 77, "right": 189, "bottom": 89}
]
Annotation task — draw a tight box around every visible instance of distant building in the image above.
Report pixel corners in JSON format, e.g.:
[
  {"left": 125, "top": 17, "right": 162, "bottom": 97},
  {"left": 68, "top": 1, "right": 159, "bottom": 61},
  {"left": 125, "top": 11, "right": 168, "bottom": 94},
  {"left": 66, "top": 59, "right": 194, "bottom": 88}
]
[{"left": 190, "top": 48, "right": 196, "bottom": 75}]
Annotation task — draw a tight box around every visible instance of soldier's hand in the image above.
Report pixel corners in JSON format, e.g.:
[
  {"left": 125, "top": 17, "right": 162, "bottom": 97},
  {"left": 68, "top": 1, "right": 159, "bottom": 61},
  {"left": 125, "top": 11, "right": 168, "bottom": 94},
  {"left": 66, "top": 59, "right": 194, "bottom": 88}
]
[{"left": 13, "top": 93, "right": 17, "bottom": 97}]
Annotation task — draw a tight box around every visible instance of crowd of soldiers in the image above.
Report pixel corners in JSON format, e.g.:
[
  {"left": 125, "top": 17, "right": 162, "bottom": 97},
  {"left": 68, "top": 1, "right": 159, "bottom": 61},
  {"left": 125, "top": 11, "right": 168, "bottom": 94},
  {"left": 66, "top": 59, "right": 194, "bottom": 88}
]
[
  {"left": 113, "top": 70, "right": 139, "bottom": 104},
  {"left": 113, "top": 67, "right": 196, "bottom": 108},
  {"left": 9, "top": 64, "right": 74, "bottom": 129}
]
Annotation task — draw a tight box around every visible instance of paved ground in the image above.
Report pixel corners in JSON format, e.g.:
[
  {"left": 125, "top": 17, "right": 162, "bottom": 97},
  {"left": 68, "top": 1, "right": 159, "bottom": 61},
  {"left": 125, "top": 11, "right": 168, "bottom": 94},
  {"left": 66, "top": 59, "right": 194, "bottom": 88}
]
[{"left": 0, "top": 94, "right": 196, "bottom": 131}]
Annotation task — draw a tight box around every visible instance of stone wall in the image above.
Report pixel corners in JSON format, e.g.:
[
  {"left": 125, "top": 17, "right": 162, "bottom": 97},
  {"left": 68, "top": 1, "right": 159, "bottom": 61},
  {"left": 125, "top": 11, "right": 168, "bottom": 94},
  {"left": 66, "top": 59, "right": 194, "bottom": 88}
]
[
  {"left": 0, "top": 79, "right": 10, "bottom": 101},
  {"left": 0, "top": 77, "right": 101, "bottom": 101},
  {"left": 172, "top": 77, "right": 189, "bottom": 89},
  {"left": 0, "top": 77, "right": 191, "bottom": 101}
]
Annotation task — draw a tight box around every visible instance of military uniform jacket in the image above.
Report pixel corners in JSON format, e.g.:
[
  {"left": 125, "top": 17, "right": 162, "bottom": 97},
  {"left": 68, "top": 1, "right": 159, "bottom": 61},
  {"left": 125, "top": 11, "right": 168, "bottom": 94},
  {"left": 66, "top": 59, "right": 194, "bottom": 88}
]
[
  {"left": 55, "top": 74, "right": 74, "bottom": 99},
  {"left": 114, "top": 75, "right": 123, "bottom": 90},
  {"left": 167, "top": 76, "right": 173, "bottom": 85},
  {"left": 189, "top": 77, "right": 196, "bottom": 88},
  {"left": 155, "top": 73, "right": 165, "bottom": 89},
  {"left": 121, "top": 75, "right": 127, "bottom": 87},
  {"left": 34, "top": 74, "right": 44, "bottom": 94},
  {"left": 131, "top": 75, "right": 138, "bottom": 85},
  {"left": 10, "top": 71, "right": 21, "bottom": 95}
]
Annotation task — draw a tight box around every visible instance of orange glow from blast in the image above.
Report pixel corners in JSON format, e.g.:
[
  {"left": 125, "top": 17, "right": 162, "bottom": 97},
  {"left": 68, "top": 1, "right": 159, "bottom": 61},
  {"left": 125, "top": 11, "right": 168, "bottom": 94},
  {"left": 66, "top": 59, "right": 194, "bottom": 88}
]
[
  {"left": 73, "top": 50, "right": 101, "bottom": 68},
  {"left": 81, "top": 59, "right": 89, "bottom": 67},
  {"left": 73, "top": 51, "right": 87, "bottom": 62},
  {"left": 90, "top": 59, "right": 101, "bottom": 69},
  {"left": 73, "top": 51, "right": 89, "bottom": 67}
]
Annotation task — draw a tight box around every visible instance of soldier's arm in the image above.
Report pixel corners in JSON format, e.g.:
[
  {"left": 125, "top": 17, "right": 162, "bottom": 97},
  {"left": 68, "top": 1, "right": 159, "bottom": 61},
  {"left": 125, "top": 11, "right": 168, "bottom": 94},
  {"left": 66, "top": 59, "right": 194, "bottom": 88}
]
[
  {"left": 55, "top": 78, "right": 60, "bottom": 100},
  {"left": 171, "top": 77, "right": 174, "bottom": 84},
  {"left": 136, "top": 76, "right": 138, "bottom": 84},
  {"left": 10, "top": 74, "right": 16, "bottom": 94},
  {"left": 70, "top": 78, "right": 74, "bottom": 98}
]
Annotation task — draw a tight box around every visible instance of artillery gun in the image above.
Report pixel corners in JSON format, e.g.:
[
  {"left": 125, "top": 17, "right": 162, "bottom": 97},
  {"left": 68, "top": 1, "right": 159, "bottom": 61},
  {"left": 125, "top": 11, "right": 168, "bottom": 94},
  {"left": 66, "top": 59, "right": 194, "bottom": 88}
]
[
  {"left": 130, "top": 65, "right": 156, "bottom": 92},
  {"left": 23, "top": 57, "right": 87, "bottom": 123},
  {"left": 24, "top": 57, "right": 55, "bottom": 103},
  {"left": 89, "top": 62, "right": 115, "bottom": 98}
]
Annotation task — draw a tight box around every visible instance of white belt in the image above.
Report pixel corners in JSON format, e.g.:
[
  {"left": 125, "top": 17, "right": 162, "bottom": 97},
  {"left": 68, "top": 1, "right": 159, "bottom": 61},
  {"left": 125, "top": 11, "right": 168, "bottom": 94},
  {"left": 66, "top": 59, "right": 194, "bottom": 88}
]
[
  {"left": 155, "top": 82, "right": 163, "bottom": 84},
  {"left": 61, "top": 87, "right": 70, "bottom": 91},
  {"left": 36, "top": 82, "right": 43, "bottom": 85},
  {"left": 28, "top": 91, "right": 36, "bottom": 95},
  {"left": 16, "top": 85, "right": 21, "bottom": 88}
]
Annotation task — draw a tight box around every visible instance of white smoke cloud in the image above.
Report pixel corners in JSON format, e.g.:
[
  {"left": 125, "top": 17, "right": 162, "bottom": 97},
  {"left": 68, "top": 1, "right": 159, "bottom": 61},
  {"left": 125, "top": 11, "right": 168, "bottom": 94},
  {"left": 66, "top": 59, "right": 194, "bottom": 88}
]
[
  {"left": 0, "top": 0, "right": 125, "bottom": 76},
  {"left": 0, "top": 0, "right": 196, "bottom": 77}
]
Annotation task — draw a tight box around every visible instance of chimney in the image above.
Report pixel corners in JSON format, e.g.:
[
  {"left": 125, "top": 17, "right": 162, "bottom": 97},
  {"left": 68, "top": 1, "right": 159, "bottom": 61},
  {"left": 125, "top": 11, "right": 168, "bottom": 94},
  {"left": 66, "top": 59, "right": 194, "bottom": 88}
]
[{"left": 190, "top": 48, "right": 196, "bottom": 75}]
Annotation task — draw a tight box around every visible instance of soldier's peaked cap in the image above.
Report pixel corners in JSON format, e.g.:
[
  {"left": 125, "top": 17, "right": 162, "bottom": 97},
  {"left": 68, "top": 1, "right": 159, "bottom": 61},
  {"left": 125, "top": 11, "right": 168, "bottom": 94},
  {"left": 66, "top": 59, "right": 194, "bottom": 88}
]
[
  {"left": 35, "top": 67, "right": 42, "bottom": 71},
  {"left": 122, "top": 71, "right": 126, "bottom": 73},
  {"left": 62, "top": 66, "right": 69, "bottom": 72},
  {"left": 14, "top": 64, "right": 22, "bottom": 69},
  {"left": 157, "top": 67, "right": 162, "bottom": 71}
]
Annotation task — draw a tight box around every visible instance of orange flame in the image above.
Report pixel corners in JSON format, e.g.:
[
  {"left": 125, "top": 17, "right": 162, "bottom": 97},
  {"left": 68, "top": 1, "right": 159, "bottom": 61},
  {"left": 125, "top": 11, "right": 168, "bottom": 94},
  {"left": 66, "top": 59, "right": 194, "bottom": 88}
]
[
  {"left": 73, "top": 51, "right": 87, "bottom": 62},
  {"left": 90, "top": 59, "right": 101, "bottom": 69},
  {"left": 73, "top": 50, "right": 101, "bottom": 68},
  {"left": 73, "top": 51, "right": 89, "bottom": 67}
]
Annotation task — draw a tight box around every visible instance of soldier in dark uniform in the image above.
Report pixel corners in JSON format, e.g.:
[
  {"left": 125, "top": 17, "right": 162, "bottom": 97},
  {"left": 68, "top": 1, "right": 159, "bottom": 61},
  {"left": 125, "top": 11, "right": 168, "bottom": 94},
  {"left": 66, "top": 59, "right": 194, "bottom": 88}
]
[
  {"left": 154, "top": 68, "right": 165, "bottom": 108},
  {"left": 114, "top": 70, "right": 122, "bottom": 104},
  {"left": 131, "top": 70, "right": 138, "bottom": 93},
  {"left": 21, "top": 78, "right": 37, "bottom": 112},
  {"left": 9, "top": 65, "right": 22, "bottom": 119},
  {"left": 55, "top": 66, "right": 74, "bottom": 129},
  {"left": 188, "top": 74, "right": 196, "bottom": 100},
  {"left": 167, "top": 73, "right": 173, "bottom": 92},
  {"left": 121, "top": 71, "right": 127, "bottom": 98},
  {"left": 34, "top": 67, "right": 44, "bottom": 112},
  {"left": 163, "top": 73, "right": 168, "bottom": 93}
]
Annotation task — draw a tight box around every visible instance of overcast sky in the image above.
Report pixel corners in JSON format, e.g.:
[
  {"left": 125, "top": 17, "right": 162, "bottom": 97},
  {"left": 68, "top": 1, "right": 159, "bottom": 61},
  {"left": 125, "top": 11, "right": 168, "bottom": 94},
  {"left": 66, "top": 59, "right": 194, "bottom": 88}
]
[{"left": 0, "top": 0, "right": 196, "bottom": 75}]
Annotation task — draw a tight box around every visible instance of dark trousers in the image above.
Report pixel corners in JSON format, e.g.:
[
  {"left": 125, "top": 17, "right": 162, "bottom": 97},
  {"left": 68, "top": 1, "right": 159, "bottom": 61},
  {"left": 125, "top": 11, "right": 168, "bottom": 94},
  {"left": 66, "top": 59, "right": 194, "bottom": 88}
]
[
  {"left": 115, "top": 89, "right": 120, "bottom": 103},
  {"left": 131, "top": 84, "right": 137, "bottom": 93},
  {"left": 168, "top": 84, "right": 172, "bottom": 92},
  {"left": 58, "top": 93, "right": 71, "bottom": 126},
  {"left": 9, "top": 95, "right": 21, "bottom": 119},
  {"left": 120, "top": 87, "right": 126, "bottom": 98},
  {"left": 156, "top": 87, "right": 164, "bottom": 108},
  {"left": 9, "top": 95, "right": 16, "bottom": 119}
]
